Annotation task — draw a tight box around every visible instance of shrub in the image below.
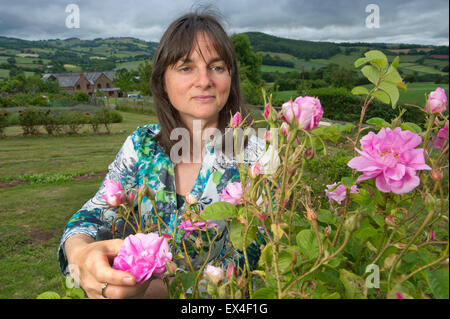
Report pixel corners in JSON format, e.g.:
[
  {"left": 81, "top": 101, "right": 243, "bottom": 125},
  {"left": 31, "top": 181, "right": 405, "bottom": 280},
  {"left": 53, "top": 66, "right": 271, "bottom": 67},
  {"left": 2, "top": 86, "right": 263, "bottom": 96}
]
[
  {"left": 301, "top": 87, "right": 426, "bottom": 125},
  {"left": 29, "top": 95, "right": 50, "bottom": 107},
  {"left": 94, "top": 107, "right": 123, "bottom": 134},
  {"left": 74, "top": 91, "right": 89, "bottom": 103},
  {"left": 64, "top": 111, "right": 87, "bottom": 134},
  {"left": 18, "top": 107, "right": 45, "bottom": 136},
  {"left": 0, "top": 110, "right": 9, "bottom": 136}
]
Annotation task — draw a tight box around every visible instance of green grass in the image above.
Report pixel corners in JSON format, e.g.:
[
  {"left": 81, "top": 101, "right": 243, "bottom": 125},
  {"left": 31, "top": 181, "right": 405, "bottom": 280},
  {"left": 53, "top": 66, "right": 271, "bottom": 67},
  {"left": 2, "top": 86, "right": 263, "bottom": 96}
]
[
  {"left": 0, "top": 111, "right": 158, "bottom": 298},
  {"left": 0, "top": 111, "right": 157, "bottom": 179},
  {"left": 261, "top": 65, "right": 297, "bottom": 73}
]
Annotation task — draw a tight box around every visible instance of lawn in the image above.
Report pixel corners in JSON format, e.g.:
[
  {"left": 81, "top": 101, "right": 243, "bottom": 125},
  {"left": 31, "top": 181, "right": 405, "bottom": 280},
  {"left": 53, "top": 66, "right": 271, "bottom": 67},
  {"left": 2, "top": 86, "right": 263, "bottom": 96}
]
[{"left": 0, "top": 111, "right": 158, "bottom": 298}]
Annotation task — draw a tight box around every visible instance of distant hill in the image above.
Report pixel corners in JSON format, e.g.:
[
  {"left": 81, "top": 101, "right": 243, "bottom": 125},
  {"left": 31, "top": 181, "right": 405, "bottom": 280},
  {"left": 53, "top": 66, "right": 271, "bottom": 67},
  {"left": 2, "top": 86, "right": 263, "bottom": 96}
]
[{"left": 0, "top": 32, "right": 447, "bottom": 81}]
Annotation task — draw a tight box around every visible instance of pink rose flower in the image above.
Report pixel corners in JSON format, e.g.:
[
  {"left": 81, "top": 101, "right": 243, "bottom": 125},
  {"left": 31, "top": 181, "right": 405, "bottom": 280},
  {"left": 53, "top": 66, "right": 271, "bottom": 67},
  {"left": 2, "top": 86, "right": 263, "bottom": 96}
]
[
  {"left": 226, "top": 263, "right": 237, "bottom": 279},
  {"left": 219, "top": 182, "right": 245, "bottom": 205},
  {"left": 113, "top": 233, "right": 173, "bottom": 284},
  {"left": 250, "top": 162, "right": 261, "bottom": 179},
  {"left": 348, "top": 127, "right": 431, "bottom": 194},
  {"left": 426, "top": 87, "right": 447, "bottom": 114},
  {"left": 205, "top": 265, "right": 224, "bottom": 285},
  {"left": 231, "top": 112, "right": 242, "bottom": 127},
  {"left": 102, "top": 180, "right": 125, "bottom": 206},
  {"left": 325, "top": 182, "right": 359, "bottom": 205},
  {"left": 281, "top": 96, "right": 323, "bottom": 130},
  {"left": 280, "top": 122, "right": 289, "bottom": 136},
  {"left": 178, "top": 219, "right": 218, "bottom": 238},
  {"left": 433, "top": 120, "right": 448, "bottom": 151},
  {"left": 185, "top": 192, "right": 198, "bottom": 205}
]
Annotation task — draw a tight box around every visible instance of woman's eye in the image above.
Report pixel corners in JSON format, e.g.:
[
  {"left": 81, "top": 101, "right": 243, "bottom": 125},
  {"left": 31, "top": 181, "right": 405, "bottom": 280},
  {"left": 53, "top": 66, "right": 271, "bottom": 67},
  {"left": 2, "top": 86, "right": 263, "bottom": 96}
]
[
  {"left": 212, "top": 65, "right": 224, "bottom": 72},
  {"left": 179, "top": 67, "right": 191, "bottom": 72}
]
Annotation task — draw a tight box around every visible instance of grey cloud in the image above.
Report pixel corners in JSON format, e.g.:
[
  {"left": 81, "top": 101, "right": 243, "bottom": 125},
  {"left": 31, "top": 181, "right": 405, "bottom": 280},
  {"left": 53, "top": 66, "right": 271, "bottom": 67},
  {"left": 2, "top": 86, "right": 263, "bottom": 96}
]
[{"left": 0, "top": 0, "right": 447, "bottom": 45}]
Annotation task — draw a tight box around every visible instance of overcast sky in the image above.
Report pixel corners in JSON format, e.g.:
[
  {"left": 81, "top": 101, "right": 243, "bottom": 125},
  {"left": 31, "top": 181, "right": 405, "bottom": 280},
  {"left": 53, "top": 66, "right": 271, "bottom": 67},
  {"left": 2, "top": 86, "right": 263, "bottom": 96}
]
[{"left": 0, "top": 0, "right": 448, "bottom": 46}]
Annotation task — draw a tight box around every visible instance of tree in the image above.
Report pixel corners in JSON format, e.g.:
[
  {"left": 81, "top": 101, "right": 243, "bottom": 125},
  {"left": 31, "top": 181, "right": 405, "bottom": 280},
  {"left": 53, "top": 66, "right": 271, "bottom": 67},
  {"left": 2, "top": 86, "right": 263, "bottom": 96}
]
[
  {"left": 230, "top": 34, "right": 263, "bottom": 104},
  {"left": 138, "top": 60, "right": 152, "bottom": 96},
  {"left": 230, "top": 34, "right": 262, "bottom": 86},
  {"left": 113, "top": 71, "right": 134, "bottom": 97}
]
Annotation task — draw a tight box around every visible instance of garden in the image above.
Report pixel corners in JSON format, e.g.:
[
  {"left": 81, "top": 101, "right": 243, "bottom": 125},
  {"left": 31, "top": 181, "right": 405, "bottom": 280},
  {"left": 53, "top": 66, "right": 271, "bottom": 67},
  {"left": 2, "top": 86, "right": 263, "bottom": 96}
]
[{"left": 0, "top": 50, "right": 448, "bottom": 299}]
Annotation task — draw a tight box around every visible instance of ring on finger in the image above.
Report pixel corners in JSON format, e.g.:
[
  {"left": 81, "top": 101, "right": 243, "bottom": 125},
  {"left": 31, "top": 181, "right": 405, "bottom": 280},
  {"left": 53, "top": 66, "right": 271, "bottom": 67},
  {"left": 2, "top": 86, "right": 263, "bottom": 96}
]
[{"left": 101, "top": 282, "right": 109, "bottom": 299}]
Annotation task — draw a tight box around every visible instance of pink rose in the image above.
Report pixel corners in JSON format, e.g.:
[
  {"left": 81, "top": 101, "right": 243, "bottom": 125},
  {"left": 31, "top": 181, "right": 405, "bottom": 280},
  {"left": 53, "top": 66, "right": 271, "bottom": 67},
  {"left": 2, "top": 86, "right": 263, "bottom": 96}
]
[
  {"left": 185, "top": 192, "right": 198, "bottom": 205},
  {"left": 348, "top": 127, "right": 431, "bottom": 194},
  {"left": 113, "top": 233, "right": 173, "bottom": 284},
  {"left": 205, "top": 265, "right": 224, "bottom": 285},
  {"left": 226, "top": 263, "right": 237, "bottom": 279},
  {"left": 231, "top": 112, "right": 242, "bottom": 127},
  {"left": 219, "top": 182, "right": 244, "bottom": 205},
  {"left": 280, "top": 122, "right": 289, "bottom": 136},
  {"left": 426, "top": 87, "right": 447, "bottom": 114},
  {"left": 325, "top": 182, "right": 359, "bottom": 205},
  {"left": 250, "top": 162, "right": 261, "bottom": 179},
  {"left": 433, "top": 120, "right": 448, "bottom": 151},
  {"left": 263, "top": 103, "right": 271, "bottom": 119},
  {"left": 281, "top": 96, "right": 323, "bottom": 130},
  {"left": 178, "top": 219, "right": 218, "bottom": 238},
  {"left": 102, "top": 180, "right": 125, "bottom": 207}
]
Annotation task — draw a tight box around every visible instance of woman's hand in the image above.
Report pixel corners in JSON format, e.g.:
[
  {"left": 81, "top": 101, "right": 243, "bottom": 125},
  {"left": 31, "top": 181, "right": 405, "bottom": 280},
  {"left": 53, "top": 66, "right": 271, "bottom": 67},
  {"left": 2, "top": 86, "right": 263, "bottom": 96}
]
[{"left": 64, "top": 234, "right": 150, "bottom": 299}]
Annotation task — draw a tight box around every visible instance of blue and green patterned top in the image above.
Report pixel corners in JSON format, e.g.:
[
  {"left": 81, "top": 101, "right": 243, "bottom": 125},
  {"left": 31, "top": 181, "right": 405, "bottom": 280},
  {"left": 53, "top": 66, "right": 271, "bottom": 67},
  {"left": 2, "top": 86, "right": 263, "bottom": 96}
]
[{"left": 58, "top": 124, "right": 278, "bottom": 277}]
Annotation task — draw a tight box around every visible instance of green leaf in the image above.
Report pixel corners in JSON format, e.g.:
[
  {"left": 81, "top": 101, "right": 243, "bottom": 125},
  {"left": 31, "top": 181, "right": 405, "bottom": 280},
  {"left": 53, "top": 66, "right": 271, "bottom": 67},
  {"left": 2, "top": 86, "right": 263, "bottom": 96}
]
[
  {"left": 392, "top": 56, "right": 400, "bottom": 68},
  {"left": 181, "top": 272, "right": 195, "bottom": 291},
  {"left": 36, "top": 291, "right": 61, "bottom": 299},
  {"left": 336, "top": 123, "right": 356, "bottom": 133},
  {"left": 366, "top": 117, "right": 391, "bottom": 129},
  {"left": 401, "top": 122, "right": 422, "bottom": 133},
  {"left": 384, "top": 65, "right": 403, "bottom": 84},
  {"left": 252, "top": 287, "right": 276, "bottom": 299},
  {"left": 341, "top": 176, "right": 357, "bottom": 189},
  {"left": 424, "top": 269, "right": 449, "bottom": 299},
  {"left": 364, "top": 50, "right": 389, "bottom": 70},
  {"left": 317, "top": 209, "right": 337, "bottom": 226},
  {"left": 351, "top": 86, "right": 369, "bottom": 95},
  {"left": 259, "top": 244, "right": 273, "bottom": 268},
  {"left": 277, "top": 250, "right": 294, "bottom": 272},
  {"left": 66, "top": 287, "right": 85, "bottom": 299},
  {"left": 339, "top": 269, "right": 367, "bottom": 299},
  {"left": 296, "top": 229, "right": 319, "bottom": 260},
  {"left": 229, "top": 218, "right": 244, "bottom": 250},
  {"left": 354, "top": 57, "right": 372, "bottom": 68},
  {"left": 379, "top": 82, "right": 399, "bottom": 108},
  {"left": 199, "top": 201, "right": 238, "bottom": 220},
  {"left": 370, "top": 90, "right": 391, "bottom": 105},
  {"left": 361, "top": 65, "right": 380, "bottom": 85}
]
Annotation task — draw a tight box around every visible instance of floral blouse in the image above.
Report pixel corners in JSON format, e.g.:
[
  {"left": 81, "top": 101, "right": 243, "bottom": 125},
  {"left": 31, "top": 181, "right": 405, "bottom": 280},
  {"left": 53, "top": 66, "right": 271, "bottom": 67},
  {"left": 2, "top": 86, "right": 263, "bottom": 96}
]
[{"left": 58, "top": 124, "right": 278, "bottom": 277}]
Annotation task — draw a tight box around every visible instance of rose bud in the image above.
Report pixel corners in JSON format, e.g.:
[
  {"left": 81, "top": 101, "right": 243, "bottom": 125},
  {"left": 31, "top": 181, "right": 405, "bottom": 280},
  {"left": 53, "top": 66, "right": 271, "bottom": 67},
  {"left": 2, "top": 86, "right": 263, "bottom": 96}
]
[
  {"left": 425, "top": 87, "right": 447, "bottom": 114},
  {"left": 231, "top": 112, "right": 243, "bottom": 127},
  {"left": 185, "top": 192, "right": 198, "bottom": 205},
  {"left": 205, "top": 265, "right": 224, "bottom": 285}
]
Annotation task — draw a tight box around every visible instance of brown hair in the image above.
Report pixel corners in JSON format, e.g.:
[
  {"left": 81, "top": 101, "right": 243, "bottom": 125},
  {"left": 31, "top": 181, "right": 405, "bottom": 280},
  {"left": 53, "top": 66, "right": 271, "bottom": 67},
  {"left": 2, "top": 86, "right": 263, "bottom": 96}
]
[{"left": 150, "top": 10, "right": 250, "bottom": 155}]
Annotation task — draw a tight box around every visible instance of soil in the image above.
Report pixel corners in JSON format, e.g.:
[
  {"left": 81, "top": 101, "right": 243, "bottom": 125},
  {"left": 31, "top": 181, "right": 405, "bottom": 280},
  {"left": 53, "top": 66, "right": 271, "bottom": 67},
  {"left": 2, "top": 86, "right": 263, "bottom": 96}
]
[{"left": 0, "top": 171, "right": 107, "bottom": 189}]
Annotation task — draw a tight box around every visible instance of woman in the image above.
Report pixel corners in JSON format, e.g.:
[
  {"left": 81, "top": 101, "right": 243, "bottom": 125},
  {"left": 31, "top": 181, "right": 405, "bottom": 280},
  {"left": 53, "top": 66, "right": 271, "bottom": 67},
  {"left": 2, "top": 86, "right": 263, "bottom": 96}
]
[{"left": 58, "top": 11, "right": 271, "bottom": 299}]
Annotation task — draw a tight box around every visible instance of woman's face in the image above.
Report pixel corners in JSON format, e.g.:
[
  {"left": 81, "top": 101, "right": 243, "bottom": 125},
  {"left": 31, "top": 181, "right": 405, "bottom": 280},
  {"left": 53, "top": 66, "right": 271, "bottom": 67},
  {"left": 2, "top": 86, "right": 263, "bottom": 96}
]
[{"left": 164, "top": 33, "right": 231, "bottom": 127}]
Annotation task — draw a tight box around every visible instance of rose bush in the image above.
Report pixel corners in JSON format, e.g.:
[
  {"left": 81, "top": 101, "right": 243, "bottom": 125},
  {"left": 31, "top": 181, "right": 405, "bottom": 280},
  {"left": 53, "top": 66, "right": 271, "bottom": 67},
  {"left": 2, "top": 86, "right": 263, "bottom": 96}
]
[{"left": 40, "top": 50, "right": 448, "bottom": 299}]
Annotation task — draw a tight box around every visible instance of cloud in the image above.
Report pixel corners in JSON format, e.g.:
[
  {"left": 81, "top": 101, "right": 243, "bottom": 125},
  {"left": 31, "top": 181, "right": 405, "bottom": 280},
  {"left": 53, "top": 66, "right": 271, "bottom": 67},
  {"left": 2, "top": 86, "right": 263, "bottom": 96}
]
[{"left": 0, "top": 0, "right": 447, "bottom": 45}]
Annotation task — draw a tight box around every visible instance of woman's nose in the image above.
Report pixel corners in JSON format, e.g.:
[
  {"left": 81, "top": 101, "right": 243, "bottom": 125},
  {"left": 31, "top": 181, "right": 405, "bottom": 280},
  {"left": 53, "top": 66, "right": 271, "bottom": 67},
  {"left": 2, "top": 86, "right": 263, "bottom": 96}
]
[{"left": 195, "top": 67, "right": 213, "bottom": 88}]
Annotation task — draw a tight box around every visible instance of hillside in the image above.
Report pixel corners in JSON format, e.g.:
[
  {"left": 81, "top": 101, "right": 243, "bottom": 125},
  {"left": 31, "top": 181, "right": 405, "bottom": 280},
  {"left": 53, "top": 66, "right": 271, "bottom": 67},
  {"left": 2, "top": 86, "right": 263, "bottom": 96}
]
[
  {"left": 0, "top": 32, "right": 448, "bottom": 81},
  {"left": 0, "top": 36, "right": 158, "bottom": 79}
]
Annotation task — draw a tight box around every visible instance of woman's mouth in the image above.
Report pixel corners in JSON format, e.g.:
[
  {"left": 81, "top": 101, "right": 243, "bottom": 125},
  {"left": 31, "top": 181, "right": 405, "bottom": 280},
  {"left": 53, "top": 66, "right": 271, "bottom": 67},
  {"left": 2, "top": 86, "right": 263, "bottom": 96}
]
[{"left": 192, "top": 95, "right": 215, "bottom": 102}]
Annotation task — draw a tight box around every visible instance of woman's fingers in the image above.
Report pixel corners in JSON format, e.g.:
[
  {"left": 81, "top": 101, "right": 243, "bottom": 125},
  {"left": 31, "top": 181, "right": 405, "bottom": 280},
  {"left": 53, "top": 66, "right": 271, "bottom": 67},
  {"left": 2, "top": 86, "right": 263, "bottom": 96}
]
[{"left": 101, "top": 279, "right": 151, "bottom": 299}]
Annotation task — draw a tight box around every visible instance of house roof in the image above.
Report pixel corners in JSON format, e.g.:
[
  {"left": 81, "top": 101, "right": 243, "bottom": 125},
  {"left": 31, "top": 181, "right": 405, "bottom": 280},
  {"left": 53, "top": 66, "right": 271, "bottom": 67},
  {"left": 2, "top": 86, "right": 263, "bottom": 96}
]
[{"left": 41, "top": 71, "right": 116, "bottom": 88}]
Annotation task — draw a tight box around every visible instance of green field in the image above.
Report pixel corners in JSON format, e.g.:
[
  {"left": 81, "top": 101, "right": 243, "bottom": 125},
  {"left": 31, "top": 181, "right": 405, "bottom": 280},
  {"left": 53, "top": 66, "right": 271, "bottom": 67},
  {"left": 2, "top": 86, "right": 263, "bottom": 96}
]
[{"left": 0, "top": 111, "right": 158, "bottom": 298}]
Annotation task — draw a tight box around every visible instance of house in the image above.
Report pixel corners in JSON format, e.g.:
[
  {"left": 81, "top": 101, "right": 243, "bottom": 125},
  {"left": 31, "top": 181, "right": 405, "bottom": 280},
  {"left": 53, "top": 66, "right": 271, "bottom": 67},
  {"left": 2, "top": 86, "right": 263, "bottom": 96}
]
[{"left": 41, "top": 71, "right": 122, "bottom": 97}]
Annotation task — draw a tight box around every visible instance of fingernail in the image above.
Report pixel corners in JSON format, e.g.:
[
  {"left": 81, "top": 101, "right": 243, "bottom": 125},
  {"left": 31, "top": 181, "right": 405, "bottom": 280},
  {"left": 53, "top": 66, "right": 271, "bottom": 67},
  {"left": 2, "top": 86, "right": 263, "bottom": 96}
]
[{"left": 122, "top": 276, "right": 134, "bottom": 285}]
